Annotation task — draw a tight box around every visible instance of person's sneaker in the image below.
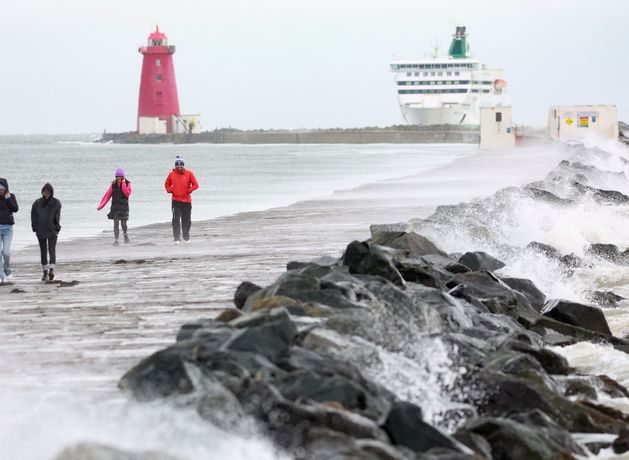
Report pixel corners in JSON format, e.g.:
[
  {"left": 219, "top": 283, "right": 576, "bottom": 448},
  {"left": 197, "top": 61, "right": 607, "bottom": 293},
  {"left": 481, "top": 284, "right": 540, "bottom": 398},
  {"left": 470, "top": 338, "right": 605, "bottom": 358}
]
[
  {"left": 113, "top": 240, "right": 120, "bottom": 246},
  {"left": 124, "top": 234, "right": 130, "bottom": 244},
  {"left": 4, "top": 275, "right": 11, "bottom": 283},
  {"left": 41, "top": 270, "right": 48, "bottom": 281},
  {"left": 48, "top": 269, "right": 55, "bottom": 281},
  {"left": 183, "top": 239, "right": 191, "bottom": 244},
  {"left": 174, "top": 240, "right": 181, "bottom": 245}
]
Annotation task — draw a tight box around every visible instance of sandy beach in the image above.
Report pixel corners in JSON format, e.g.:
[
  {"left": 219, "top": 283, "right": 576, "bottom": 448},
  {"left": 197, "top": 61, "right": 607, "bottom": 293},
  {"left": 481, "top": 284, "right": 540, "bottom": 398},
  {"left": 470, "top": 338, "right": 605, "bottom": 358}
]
[{"left": 0, "top": 145, "right": 567, "bottom": 403}]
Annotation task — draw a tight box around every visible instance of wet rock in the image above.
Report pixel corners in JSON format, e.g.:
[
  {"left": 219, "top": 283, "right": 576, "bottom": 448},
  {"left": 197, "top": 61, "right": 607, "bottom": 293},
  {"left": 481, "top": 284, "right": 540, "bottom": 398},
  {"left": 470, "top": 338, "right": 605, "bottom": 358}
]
[
  {"left": 499, "top": 277, "right": 546, "bottom": 311},
  {"left": 52, "top": 442, "right": 182, "bottom": 460},
  {"left": 574, "top": 182, "right": 629, "bottom": 205},
  {"left": 588, "top": 290, "right": 626, "bottom": 308},
  {"left": 586, "top": 243, "right": 623, "bottom": 263},
  {"left": 303, "top": 427, "right": 411, "bottom": 460},
  {"left": 458, "top": 252, "right": 505, "bottom": 272},
  {"left": 421, "top": 254, "right": 471, "bottom": 275},
  {"left": 215, "top": 309, "right": 242, "bottom": 322},
  {"left": 526, "top": 241, "right": 561, "bottom": 259},
  {"left": 382, "top": 401, "right": 464, "bottom": 454},
  {"left": 613, "top": 426, "right": 629, "bottom": 454},
  {"left": 458, "top": 412, "right": 583, "bottom": 460},
  {"left": 118, "top": 343, "right": 196, "bottom": 400},
  {"left": 176, "top": 318, "right": 224, "bottom": 342},
  {"left": 249, "top": 295, "right": 300, "bottom": 312},
  {"left": 560, "top": 253, "right": 584, "bottom": 268},
  {"left": 367, "top": 232, "right": 448, "bottom": 258},
  {"left": 10, "top": 287, "right": 25, "bottom": 294},
  {"left": 524, "top": 186, "right": 574, "bottom": 206},
  {"left": 225, "top": 308, "right": 297, "bottom": 361},
  {"left": 234, "top": 281, "right": 262, "bottom": 309},
  {"left": 446, "top": 272, "right": 534, "bottom": 317},
  {"left": 541, "top": 299, "right": 612, "bottom": 336},
  {"left": 342, "top": 241, "right": 405, "bottom": 286},
  {"left": 237, "top": 381, "right": 390, "bottom": 449},
  {"left": 370, "top": 223, "right": 411, "bottom": 236}
]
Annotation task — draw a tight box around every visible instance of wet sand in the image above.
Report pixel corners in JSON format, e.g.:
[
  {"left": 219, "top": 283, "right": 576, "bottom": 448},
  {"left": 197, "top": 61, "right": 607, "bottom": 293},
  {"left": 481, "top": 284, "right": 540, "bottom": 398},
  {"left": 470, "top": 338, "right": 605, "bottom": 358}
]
[{"left": 0, "top": 145, "right": 567, "bottom": 403}]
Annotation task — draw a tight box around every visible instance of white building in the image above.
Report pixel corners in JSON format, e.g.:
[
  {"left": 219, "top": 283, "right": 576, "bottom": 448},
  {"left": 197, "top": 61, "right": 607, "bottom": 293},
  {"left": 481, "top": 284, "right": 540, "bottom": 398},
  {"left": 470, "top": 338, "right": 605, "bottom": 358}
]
[
  {"left": 548, "top": 105, "right": 618, "bottom": 140},
  {"left": 138, "top": 114, "right": 202, "bottom": 134},
  {"left": 480, "top": 106, "right": 515, "bottom": 150}
]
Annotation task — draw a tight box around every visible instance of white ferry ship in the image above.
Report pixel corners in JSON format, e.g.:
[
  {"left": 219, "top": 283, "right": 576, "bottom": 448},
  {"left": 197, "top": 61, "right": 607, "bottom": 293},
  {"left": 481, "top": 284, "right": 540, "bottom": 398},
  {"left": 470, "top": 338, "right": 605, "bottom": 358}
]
[{"left": 390, "top": 27, "right": 509, "bottom": 126}]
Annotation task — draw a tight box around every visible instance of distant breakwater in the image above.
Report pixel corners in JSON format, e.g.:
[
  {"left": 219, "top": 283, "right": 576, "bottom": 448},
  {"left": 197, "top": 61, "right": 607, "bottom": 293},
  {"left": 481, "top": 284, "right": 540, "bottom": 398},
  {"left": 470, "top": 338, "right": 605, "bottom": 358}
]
[{"left": 99, "top": 126, "right": 481, "bottom": 144}]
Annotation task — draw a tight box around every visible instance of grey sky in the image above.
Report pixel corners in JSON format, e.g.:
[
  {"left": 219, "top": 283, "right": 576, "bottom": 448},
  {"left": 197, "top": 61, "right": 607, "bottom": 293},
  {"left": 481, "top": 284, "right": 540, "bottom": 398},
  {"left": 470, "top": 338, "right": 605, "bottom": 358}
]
[{"left": 2, "top": 0, "right": 627, "bottom": 134}]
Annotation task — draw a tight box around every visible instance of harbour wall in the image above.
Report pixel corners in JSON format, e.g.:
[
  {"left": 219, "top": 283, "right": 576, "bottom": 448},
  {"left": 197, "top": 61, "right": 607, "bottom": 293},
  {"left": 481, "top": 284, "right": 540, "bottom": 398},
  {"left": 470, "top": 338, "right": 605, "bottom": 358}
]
[{"left": 100, "top": 128, "right": 480, "bottom": 144}]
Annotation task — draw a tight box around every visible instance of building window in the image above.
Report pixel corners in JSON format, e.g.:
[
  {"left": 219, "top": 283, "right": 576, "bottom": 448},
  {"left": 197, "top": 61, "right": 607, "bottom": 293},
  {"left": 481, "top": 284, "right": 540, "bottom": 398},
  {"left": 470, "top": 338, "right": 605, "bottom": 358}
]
[
  {"left": 414, "top": 72, "right": 419, "bottom": 76},
  {"left": 496, "top": 112, "right": 502, "bottom": 122},
  {"left": 156, "top": 74, "right": 162, "bottom": 81},
  {"left": 447, "top": 71, "right": 452, "bottom": 76},
  {"left": 592, "top": 116, "right": 597, "bottom": 123},
  {"left": 437, "top": 72, "right": 443, "bottom": 76},
  {"left": 156, "top": 59, "right": 161, "bottom": 66},
  {"left": 455, "top": 71, "right": 460, "bottom": 76},
  {"left": 406, "top": 72, "right": 412, "bottom": 77}
]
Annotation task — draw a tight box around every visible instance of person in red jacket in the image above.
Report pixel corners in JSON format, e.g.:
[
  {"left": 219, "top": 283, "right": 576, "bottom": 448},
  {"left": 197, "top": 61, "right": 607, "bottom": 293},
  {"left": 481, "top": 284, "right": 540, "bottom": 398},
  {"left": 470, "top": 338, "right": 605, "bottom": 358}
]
[{"left": 164, "top": 156, "right": 199, "bottom": 243}]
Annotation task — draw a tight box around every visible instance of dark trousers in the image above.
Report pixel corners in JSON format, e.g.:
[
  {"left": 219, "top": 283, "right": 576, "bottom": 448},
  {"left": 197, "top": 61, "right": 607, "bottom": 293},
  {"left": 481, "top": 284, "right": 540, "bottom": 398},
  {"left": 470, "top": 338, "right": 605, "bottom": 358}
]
[
  {"left": 38, "top": 235, "right": 57, "bottom": 268},
  {"left": 113, "top": 219, "right": 128, "bottom": 240},
  {"left": 171, "top": 201, "right": 192, "bottom": 241}
]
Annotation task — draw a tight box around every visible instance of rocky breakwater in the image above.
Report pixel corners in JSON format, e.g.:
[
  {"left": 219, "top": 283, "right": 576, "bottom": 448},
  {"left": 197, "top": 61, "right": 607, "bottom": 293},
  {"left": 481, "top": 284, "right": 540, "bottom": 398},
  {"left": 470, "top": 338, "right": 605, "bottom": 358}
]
[{"left": 65, "top": 230, "right": 629, "bottom": 460}]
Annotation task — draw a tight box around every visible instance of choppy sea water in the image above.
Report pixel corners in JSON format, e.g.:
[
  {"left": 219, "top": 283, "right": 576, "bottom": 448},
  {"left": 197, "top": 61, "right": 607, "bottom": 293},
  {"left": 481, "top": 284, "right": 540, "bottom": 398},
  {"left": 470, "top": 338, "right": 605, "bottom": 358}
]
[{"left": 0, "top": 136, "right": 471, "bottom": 250}]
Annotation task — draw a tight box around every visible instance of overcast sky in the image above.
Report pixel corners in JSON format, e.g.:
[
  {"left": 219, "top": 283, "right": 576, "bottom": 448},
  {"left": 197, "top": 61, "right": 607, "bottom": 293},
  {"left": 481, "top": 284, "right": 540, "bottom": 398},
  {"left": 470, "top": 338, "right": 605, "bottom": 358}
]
[{"left": 2, "top": 0, "right": 627, "bottom": 134}]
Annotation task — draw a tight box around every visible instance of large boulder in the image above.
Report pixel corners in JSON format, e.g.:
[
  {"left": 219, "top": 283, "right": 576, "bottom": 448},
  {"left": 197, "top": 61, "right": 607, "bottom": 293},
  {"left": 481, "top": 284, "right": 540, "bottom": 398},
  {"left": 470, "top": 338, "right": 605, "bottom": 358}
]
[
  {"left": 366, "top": 232, "right": 448, "bottom": 258},
  {"left": 382, "top": 401, "right": 465, "bottom": 454},
  {"left": 587, "top": 243, "right": 623, "bottom": 263},
  {"left": 342, "top": 241, "right": 405, "bottom": 286},
  {"left": 458, "top": 252, "right": 506, "bottom": 272},
  {"left": 500, "top": 277, "right": 546, "bottom": 311},
  {"left": 541, "top": 299, "right": 612, "bottom": 336}
]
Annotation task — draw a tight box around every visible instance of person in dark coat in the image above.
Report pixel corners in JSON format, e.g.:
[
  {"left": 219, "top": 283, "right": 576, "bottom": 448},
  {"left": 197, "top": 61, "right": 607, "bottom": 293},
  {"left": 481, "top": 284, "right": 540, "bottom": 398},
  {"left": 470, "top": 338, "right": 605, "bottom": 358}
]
[
  {"left": 0, "top": 178, "right": 19, "bottom": 283},
  {"left": 31, "top": 183, "right": 62, "bottom": 281},
  {"left": 97, "top": 167, "right": 132, "bottom": 245}
]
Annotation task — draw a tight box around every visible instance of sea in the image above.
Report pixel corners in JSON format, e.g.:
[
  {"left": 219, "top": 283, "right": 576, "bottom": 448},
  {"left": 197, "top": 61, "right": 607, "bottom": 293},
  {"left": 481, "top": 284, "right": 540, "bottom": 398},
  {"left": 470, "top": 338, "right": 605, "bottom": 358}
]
[
  {"left": 2, "top": 135, "right": 629, "bottom": 459},
  {"left": 0, "top": 135, "right": 470, "bottom": 250}
]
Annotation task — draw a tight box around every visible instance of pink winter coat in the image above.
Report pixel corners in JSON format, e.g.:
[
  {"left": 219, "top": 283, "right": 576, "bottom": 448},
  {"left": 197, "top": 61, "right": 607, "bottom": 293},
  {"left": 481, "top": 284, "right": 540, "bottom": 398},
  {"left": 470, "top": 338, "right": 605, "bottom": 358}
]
[{"left": 97, "top": 180, "right": 132, "bottom": 210}]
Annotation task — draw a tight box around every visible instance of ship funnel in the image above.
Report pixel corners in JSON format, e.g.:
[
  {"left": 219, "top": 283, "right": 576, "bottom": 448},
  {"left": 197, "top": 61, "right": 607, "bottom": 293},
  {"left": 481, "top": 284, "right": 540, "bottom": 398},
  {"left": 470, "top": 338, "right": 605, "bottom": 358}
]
[{"left": 448, "top": 26, "right": 469, "bottom": 59}]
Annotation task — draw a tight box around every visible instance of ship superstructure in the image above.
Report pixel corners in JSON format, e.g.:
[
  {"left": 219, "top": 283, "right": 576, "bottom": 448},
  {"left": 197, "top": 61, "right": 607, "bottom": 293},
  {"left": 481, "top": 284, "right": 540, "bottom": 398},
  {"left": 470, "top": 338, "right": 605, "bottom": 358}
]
[{"left": 390, "top": 27, "right": 509, "bottom": 126}]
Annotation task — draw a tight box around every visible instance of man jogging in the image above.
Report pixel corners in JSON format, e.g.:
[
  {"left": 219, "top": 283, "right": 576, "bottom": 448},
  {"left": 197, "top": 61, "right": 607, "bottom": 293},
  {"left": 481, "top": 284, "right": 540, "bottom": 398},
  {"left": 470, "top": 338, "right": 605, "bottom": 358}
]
[{"left": 164, "top": 156, "right": 199, "bottom": 243}]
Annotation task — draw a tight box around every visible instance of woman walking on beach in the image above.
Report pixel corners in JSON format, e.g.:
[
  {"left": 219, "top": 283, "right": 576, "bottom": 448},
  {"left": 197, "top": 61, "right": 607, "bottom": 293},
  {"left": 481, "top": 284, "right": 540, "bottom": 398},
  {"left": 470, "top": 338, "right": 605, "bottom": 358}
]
[
  {"left": 97, "top": 167, "right": 132, "bottom": 245},
  {"left": 0, "top": 178, "right": 19, "bottom": 284},
  {"left": 31, "top": 183, "right": 61, "bottom": 281}
]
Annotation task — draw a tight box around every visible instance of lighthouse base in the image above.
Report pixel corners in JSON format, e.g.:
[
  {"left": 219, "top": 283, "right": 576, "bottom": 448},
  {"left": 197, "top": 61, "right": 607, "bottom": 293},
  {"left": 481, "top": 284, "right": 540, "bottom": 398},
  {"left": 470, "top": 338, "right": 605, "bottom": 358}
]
[{"left": 138, "top": 115, "right": 202, "bottom": 135}]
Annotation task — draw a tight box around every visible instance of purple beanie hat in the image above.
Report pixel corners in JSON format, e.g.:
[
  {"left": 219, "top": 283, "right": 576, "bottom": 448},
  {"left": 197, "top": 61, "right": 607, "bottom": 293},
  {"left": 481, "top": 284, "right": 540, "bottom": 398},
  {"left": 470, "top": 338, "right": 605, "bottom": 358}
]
[{"left": 115, "top": 167, "right": 125, "bottom": 177}]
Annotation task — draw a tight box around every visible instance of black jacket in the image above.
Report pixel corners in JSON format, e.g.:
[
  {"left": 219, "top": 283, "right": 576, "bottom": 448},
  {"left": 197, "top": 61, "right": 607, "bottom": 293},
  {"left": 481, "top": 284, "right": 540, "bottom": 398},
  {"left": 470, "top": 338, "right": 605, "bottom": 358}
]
[
  {"left": 31, "top": 197, "right": 62, "bottom": 239},
  {"left": 0, "top": 193, "right": 18, "bottom": 225}
]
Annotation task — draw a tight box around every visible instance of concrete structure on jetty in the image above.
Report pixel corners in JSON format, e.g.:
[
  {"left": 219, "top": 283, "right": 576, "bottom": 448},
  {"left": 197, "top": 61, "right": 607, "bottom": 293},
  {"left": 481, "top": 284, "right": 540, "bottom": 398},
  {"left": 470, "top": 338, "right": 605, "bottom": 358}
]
[{"left": 100, "top": 125, "right": 480, "bottom": 144}]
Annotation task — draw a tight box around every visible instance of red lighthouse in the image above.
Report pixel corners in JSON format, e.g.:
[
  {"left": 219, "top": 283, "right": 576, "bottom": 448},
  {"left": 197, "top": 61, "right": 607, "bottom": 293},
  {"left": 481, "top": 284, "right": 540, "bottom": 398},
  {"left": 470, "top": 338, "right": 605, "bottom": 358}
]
[{"left": 137, "top": 26, "right": 181, "bottom": 133}]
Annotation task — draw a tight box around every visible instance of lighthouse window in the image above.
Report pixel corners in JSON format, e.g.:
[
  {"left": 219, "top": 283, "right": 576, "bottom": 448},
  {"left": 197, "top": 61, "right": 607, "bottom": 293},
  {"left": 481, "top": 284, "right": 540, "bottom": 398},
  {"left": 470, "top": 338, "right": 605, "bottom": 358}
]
[
  {"left": 156, "top": 59, "right": 161, "bottom": 66},
  {"left": 156, "top": 74, "right": 162, "bottom": 81}
]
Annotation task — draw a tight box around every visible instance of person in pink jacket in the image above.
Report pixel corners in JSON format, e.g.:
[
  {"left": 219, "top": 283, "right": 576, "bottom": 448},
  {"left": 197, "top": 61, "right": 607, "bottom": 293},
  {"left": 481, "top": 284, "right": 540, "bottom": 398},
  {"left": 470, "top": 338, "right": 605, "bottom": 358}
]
[
  {"left": 97, "top": 167, "right": 132, "bottom": 245},
  {"left": 164, "top": 156, "right": 199, "bottom": 243}
]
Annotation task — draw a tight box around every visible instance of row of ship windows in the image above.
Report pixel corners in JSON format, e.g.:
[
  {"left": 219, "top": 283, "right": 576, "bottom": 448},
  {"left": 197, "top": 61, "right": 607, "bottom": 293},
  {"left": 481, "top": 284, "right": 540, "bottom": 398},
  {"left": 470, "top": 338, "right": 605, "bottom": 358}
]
[
  {"left": 398, "top": 89, "right": 491, "bottom": 94},
  {"left": 397, "top": 80, "right": 492, "bottom": 86},
  {"left": 392, "top": 63, "right": 476, "bottom": 70},
  {"left": 406, "top": 71, "right": 463, "bottom": 77}
]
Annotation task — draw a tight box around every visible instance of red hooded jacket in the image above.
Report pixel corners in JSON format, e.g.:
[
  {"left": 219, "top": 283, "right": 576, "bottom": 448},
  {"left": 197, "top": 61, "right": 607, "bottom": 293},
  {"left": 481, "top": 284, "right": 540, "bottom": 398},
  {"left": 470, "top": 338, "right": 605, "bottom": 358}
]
[{"left": 165, "top": 168, "right": 199, "bottom": 203}]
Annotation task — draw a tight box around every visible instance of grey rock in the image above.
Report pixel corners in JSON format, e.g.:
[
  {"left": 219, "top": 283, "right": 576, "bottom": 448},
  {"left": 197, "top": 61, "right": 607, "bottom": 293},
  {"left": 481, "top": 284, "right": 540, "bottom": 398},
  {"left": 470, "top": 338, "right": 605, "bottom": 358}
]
[
  {"left": 541, "top": 299, "right": 612, "bottom": 336},
  {"left": 458, "top": 252, "right": 506, "bottom": 272}
]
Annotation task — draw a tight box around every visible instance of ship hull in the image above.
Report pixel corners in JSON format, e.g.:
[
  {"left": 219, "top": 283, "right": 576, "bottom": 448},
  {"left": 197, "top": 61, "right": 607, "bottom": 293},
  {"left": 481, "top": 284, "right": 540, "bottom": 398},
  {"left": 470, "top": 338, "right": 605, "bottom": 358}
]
[{"left": 400, "top": 104, "right": 480, "bottom": 126}]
